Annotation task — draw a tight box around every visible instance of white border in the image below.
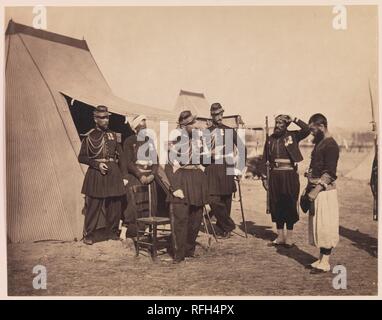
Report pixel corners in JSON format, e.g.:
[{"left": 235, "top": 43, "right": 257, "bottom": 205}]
[{"left": 0, "top": 0, "right": 380, "bottom": 300}]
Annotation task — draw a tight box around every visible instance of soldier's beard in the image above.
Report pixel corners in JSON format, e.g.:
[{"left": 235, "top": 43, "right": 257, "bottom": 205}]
[
  {"left": 313, "top": 130, "right": 324, "bottom": 144},
  {"left": 273, "top": 127, "right": 286, "bottom": 137}
]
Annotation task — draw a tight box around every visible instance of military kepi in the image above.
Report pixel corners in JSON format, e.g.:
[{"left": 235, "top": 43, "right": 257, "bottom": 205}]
[
  {"left": 210, "top": 102, "right": 224, "bottom": 115},
  {"left": 94, "top": 105, "right": 111, "bottom": 117},
  {"left": 178, "top": 110, "right": 197, "bottom": 126}
]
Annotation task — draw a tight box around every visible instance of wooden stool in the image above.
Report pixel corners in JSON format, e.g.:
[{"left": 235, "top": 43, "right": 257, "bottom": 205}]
[{"left": 132, "top": 184, "right": 171, "bottom": 260}]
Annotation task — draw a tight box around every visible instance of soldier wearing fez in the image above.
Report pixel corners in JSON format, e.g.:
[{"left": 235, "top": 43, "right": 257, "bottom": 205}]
[
  {"left": 165, "top": 110, "right": 209, "bottom": 263},
  {"left": 78, "top": 105, "right": 127, "bottom": 245},
  {"left": 261, "top": 114, "right": 310, "bottom": 247},
  {"left": 121, "top": 115, "right": 184, "bottom": 238},
  {"left": 204, "top": 103, "right": 245, "bottom": 238}
]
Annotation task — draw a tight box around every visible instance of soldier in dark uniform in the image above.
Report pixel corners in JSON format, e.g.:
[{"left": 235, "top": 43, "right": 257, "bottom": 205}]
[
  {"left": 260, "top": 114, "right": 310, "bottom": 247},
  {"left": 121, "top": 115, "right": 184, "bottom": 238},
  {"left": 165, "top": 110, "right": 209, "bottom": 263},
  {"left": 204, "top": 103, "right": 245, "bottom": 238},
  {"left": 78, "top": 105, "right": 127, "bottom": 245},
  {"left": 302, "top": 113, "right": 340, "bottom": 273}
]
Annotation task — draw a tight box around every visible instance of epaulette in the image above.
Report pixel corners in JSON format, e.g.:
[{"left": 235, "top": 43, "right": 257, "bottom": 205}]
[{"left": 80, "top": 128, "right": 95, "bottom": 138}]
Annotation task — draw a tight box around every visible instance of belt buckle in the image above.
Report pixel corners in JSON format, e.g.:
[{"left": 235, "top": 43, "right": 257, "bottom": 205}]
[{"left": 275, "top": 162, "right": 279, "bottom": 168}]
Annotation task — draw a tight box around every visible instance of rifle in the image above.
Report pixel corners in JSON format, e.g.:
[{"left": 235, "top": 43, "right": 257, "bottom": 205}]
[
  {"left": 265, "top": 116, "right": 271, "bottom": 214},
  {"left": 369, "top": 80, "right": 378, "bottom": 221}
]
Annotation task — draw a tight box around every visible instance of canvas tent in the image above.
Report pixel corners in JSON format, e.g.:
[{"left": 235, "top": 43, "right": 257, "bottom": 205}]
[
  {"left": 173, "top": 90, "right": 210, "bottom": 118},
  {"left": 5, "top": 20, "right": 174, "bottom": 242},
  {"left": 345, "top": 149, "right": 375, "bottom": 181}
]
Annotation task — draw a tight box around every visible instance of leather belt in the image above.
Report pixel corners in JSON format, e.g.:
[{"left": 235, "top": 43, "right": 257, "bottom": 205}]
[
  {"left": 94, "top": 158, "right": 115, "bottom": 162},
  {"left": 272, "top": 159, "right": 295, "bottom": 170}
]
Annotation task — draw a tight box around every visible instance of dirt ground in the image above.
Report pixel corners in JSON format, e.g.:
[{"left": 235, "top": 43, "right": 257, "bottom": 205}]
[{"left": 7, "top": 150, "right": 378, "bottom": 296}]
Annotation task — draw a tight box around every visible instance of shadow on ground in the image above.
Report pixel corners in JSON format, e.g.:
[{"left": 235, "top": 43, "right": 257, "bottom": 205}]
[
  {"left": 239, "top": 221, "right": 317, "bottom": 267},
  {"left": 239, "top": 221, "right": 276, "bottom": 241},
  {"left": 339, "top": 226, "right": 378, "bottom": 258}
]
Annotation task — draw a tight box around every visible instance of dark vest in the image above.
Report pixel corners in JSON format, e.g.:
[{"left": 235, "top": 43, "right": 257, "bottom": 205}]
[{"left": 269, "top": 131, "right": 304, "bottom": 163}]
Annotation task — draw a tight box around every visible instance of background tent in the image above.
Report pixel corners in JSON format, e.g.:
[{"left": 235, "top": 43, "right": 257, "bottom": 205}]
[
  {"left": 5, "top": 20, "right": 174, "bottom": 242},
  {"left": 173, "top": 89, "right": 210, "bottom": 118},
  {"left": 345, "top": 150, "right": 375, "bottom": 181}
]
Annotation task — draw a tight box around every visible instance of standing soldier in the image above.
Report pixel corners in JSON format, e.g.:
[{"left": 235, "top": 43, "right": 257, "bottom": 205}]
[
  {"left": 370, "top": 151, "right": 378, "bottom": 221},
  {"left": 165, "top": 110, "right": 209, "bottom": 263},
  {"left": 78, "top": 105, "right": 127, "bottom": 245},
  {"left": 204, "top": 103, "right": 245, "bottom": 238},
  {"left": 121, "top": 115, "right": 183, "bottom": 238},
  {"left": 261, "top": 114, "right": 310, "bottom": 247},
  {"left": 301, "top": 113, "right": 340, "bottom": 273}
]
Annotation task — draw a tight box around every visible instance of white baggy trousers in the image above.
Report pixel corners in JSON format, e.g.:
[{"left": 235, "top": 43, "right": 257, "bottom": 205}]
[{"left": 309, "top": 189, "right": 339, "bottom": 249}]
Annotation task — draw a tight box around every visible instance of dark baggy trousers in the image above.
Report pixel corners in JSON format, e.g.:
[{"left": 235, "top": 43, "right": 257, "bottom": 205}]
[
  {"left": 209, "top": 194, "right": 236, "bottom": 233},
  {"left": 84, "top": 196, "right": 122, "bottom": 239},
  {"left": 170, "top": 203, "right": 203, "bottom": 261}
]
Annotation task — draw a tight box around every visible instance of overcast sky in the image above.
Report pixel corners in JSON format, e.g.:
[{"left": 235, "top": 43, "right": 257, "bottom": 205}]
[{"left": 4, "top": 5, "right": 378, "bottom": 129}]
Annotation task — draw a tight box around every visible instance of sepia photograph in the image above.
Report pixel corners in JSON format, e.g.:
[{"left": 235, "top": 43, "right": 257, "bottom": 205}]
[{"left": 1, "top": 2, "right": 379, "bottom": 298}]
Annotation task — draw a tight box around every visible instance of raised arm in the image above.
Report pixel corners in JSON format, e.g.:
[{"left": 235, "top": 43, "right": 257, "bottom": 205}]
[{"left": 292, "top": 117, "right": 310, "bottom": 142}]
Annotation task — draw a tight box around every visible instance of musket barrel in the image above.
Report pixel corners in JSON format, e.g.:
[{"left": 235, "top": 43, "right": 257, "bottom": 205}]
[{"left": 265, "top": 116, "right": 271, "bottom": 214}]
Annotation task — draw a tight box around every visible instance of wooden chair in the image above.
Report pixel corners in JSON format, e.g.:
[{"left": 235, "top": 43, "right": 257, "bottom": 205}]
[{"left": 132, "top": 184, "right": 171, "bottom": 260}]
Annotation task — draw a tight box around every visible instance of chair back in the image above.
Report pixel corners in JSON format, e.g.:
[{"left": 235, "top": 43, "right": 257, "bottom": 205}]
[{"left": 132, "top": 184, "right": 153, "bottom": 218}]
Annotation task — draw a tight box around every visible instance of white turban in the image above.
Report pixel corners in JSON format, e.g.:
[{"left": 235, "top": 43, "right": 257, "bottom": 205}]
[{"left": 130, "top": 114, "right": 147, "bottom": 131}]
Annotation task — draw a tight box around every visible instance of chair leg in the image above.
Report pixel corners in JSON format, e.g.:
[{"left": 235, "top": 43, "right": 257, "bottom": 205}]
[
  {"left": 135, "top": 222, "right": 140, "bottom": 257},
  {"left": 205, "top": 208, "right": 218, "bottom": 242},
  {"left": 202, "top": 213, "right": 212, "bottom": 250},
  {"left": 152, "top": 224, "right": 158, "bottom": 261}
]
